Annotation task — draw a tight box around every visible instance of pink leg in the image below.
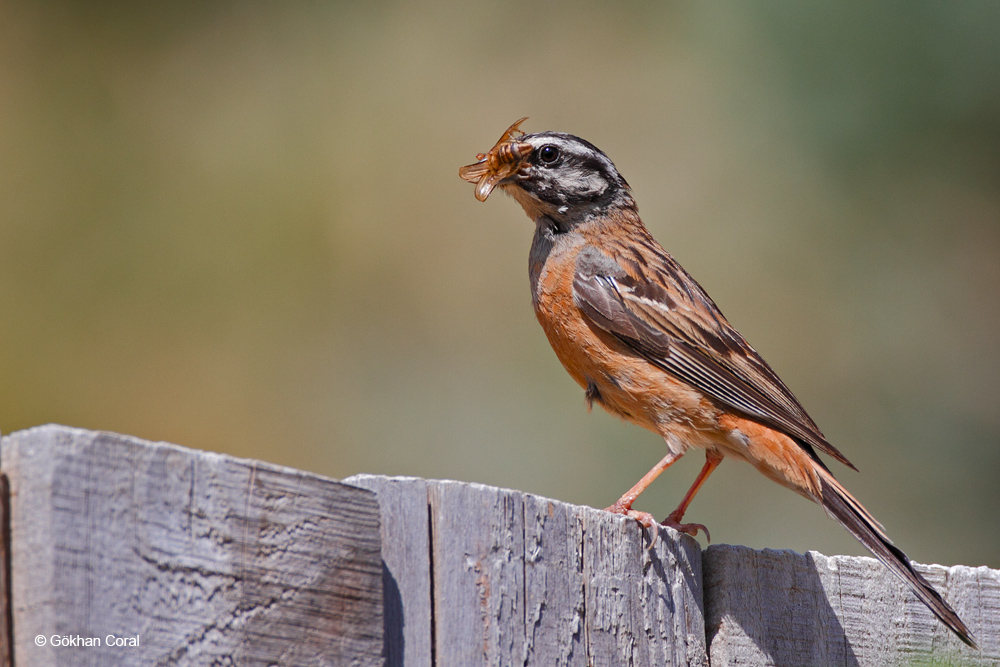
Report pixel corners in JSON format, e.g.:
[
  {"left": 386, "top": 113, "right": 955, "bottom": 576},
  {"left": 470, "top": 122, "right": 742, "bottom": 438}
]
[
  {"left": 604, "top": 450, "right": 684, "bottom": 528},
  {"left": 661, "top": 450, "right": 723, "bottom": 540}
]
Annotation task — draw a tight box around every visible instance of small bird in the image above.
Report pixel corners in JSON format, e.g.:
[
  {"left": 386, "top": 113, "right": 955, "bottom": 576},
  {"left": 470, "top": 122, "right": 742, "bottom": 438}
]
[{"left": 459, "top": 119, "right": 976, "bottom": 647}]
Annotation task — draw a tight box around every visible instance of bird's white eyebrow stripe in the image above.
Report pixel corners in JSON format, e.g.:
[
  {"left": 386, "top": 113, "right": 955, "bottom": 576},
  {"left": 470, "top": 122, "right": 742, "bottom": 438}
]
[{"left": 524, "top": 135, "right": 617, "bottom": 171}]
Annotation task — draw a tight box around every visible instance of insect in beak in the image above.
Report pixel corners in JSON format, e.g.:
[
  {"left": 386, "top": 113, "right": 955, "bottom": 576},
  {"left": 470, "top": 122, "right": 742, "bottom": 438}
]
[{"left": 459, "top": 117, "right": 534, "bottom": 201}]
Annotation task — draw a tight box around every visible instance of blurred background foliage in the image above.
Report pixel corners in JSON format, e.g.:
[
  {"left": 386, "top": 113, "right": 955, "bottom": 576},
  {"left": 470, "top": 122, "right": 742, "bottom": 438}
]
[{"left": 1, "top": 1, "right": 997, "bottom": 568}]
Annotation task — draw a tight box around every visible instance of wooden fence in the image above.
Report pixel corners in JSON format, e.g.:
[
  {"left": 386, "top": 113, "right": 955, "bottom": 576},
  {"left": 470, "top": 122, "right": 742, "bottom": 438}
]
[{"left": 1, "top": 425, "right": 997, "bottom": 666}]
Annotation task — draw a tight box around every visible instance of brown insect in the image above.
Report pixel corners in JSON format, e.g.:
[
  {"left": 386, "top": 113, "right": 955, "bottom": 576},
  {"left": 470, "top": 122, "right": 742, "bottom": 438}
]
[{"left": 459, "top": 117, "right": 534, "bottom": 201}]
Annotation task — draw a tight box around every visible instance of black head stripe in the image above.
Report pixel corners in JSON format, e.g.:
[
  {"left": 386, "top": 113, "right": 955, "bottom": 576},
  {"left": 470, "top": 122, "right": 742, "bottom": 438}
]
[{"left": 517, "top": 132, "right": 630, "bottom": 211}]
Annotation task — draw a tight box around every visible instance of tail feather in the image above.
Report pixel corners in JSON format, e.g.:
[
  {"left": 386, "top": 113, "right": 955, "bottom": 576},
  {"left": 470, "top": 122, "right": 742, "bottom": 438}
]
[{"left": 817, "top": 470, "right": 977, "bottom": 648}]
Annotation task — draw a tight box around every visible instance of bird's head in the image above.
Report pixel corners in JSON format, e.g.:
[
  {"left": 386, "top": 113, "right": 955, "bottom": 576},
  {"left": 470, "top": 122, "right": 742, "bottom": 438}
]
[{"left": 460, "top": 119, "right": 634, "bottom": 229}]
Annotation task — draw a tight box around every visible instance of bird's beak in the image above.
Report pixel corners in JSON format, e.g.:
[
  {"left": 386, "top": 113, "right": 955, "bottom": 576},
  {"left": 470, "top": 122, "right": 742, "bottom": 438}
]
[{"left": 459, "top": 118, "right": 534, "bottom": 202}]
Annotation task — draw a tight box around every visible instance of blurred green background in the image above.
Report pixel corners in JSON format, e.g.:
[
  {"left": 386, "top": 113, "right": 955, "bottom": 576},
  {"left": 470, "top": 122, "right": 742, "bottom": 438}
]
[{"left": 1, "top": 1, "right": 998, "bottom": 568}]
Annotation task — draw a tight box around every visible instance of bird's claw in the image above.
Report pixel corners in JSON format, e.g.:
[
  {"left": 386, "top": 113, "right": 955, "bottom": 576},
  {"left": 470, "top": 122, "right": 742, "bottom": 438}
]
[
  {"left": 603, "top": 502, "right": 662, "bottom": 547},
  {"left": 661, "top": 511, "right": 710, "bottom": 542},
  {"left": 604, "top": 501, "right": 656, "bottom": 527}
]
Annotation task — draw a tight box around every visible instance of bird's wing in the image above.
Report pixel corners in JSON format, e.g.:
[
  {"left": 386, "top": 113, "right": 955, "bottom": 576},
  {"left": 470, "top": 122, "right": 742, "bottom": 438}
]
[{"left": 573, "top": 245, "right": 856, "bottom": 470}]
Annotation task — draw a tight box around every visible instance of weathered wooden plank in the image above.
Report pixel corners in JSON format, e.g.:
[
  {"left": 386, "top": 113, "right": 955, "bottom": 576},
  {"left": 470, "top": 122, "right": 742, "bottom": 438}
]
[
  {"left": 430, "top": 480, "right": 527, "bottom": 666},
  {"left": 346, "top": 475, "right": 707, "bottom": 666},
  {"left": 429, "top": 479, "right": 707, "bottom": 667},
  {"left": 345, "top": 474, "right": 433, "bottom": 667},
  {"left": 2, "top": 425, "right": 383, "bottom": 667},
  {"left": 521, "top": 492, "right": 588, "bottom": 667},
  {"left": 12, "top": 426, "right": 995, "bottom": 666},
  {"left": 704, "top": 544, "right": 1000, "bottom": 667},
  {"left": 580, "top": 500, "right": 708, "bottom": 667}
]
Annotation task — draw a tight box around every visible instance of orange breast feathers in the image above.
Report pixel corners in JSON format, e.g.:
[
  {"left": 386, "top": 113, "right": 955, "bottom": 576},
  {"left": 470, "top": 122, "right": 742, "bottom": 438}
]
[
  {"left": 530, "top": 242, "right": 719, "bottom": 439},
  {"left": 532, "top": 251, "right": 822, "bottom": 501}
]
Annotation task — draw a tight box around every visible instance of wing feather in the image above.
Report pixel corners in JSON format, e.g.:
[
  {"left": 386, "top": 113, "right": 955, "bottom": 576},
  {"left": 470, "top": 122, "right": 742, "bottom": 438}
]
[{"left": 573, "top": 249, "right": 856, "bottom": 470}]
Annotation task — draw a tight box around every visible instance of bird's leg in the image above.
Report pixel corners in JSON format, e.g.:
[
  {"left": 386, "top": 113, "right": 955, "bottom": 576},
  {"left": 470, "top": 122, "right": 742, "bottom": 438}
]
[
  {"left": 604, "top": 451, "right": 683, "bottom": 528},
  {"left": 661, "top": 450, "right": 723, "bottom": 540}
]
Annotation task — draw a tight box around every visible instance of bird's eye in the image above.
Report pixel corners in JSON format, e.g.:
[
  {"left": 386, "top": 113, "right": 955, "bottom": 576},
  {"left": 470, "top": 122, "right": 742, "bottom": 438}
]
[{"left": 538, "top": 145, "right": 560, "bottom": 164}]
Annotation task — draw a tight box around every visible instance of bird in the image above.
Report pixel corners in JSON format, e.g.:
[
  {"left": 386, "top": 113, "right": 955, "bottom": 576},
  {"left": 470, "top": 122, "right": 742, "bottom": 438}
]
[{"left": 458, "top": 118, "right": 977, "bottom": 648}]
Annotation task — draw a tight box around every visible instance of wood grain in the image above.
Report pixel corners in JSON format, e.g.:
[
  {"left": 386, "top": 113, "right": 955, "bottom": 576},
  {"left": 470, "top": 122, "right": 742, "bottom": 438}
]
[
  {"left": 345, "top": 474, "right": 433, "bottom": 667},
  {"left": 2, "top": 425, "right": 383, "bottom": 667},
  {"left": 704, "top": 544, "right": 1000, "bottom": 666},
  {"left": 348, "top": 475, "right": 708, "bottom": 667},
  {"left": 4, "top": 427, "right": 996, "bottom": 666}
]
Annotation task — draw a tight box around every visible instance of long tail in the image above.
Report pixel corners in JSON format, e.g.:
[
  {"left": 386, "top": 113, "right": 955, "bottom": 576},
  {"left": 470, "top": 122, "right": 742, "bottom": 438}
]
[{"left": 816, "top": 468, "right": 977, "bottom": 648}]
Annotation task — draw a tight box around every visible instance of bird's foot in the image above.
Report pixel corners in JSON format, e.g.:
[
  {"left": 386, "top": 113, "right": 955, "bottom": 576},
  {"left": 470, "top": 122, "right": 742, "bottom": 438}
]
[
  {"left": 603, "top": 501, "right": 657, "bottom": 529},
  {"left": 661, "top": 510, "right": 710, "bottom": 542}
]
